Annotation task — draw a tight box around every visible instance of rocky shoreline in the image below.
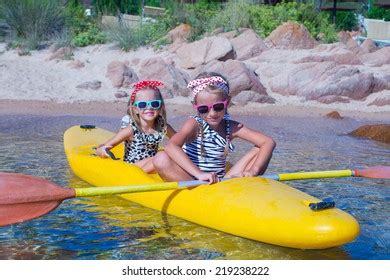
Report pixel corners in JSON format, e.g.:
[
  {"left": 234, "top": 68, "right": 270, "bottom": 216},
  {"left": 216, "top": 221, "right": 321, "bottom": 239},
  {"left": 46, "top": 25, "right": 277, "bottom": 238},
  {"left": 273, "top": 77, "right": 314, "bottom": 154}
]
[{"left": 0, "top": 22, "right": 389, "bottom": 121}]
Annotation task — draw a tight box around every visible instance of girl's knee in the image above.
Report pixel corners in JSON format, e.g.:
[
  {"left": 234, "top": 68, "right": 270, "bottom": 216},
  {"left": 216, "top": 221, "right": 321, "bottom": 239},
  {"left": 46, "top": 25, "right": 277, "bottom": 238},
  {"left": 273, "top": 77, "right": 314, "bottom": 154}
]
[{"left": 153, "top": 151, "right": 171, "bottom": 170}]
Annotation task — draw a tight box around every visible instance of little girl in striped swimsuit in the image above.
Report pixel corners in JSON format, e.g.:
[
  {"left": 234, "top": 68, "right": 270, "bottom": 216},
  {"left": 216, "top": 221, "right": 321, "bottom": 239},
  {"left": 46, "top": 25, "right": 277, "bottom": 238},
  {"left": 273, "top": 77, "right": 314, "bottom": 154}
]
[
  {"left": 96, "top": 80, "right": 175, "bottom": 173},
  {"left": 153, "top": 72, "right": 276, "bottom": 184}
]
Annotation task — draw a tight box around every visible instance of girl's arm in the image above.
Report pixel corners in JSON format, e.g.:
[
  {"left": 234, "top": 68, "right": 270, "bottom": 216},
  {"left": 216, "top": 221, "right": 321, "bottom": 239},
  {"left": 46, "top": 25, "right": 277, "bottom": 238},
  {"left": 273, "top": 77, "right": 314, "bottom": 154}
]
[
  {"left": 231, "top": 121, "right": 276, "bottom": 176},
  {"left": 166, "top": 123, "right": 176, "bottom": 139},
  {"left": 164, "top": 118, "right": 219, "bottom": 183},
  {"left": 96, "top": 127, "right": 133, "bottom": 158}
]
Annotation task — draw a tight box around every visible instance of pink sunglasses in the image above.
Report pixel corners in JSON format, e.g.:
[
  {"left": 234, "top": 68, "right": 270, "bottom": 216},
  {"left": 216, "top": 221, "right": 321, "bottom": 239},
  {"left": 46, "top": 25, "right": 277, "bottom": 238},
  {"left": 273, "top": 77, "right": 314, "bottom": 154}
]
[{"left": 193, "top": 100, "right": 228, "bottom": 114}]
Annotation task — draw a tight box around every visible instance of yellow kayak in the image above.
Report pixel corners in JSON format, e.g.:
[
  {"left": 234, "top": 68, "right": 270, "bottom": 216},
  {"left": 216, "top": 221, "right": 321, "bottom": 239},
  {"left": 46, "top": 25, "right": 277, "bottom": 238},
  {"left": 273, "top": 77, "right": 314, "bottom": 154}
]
[{"left": 64, "top": 125, "right": 360, "bottom": 249}]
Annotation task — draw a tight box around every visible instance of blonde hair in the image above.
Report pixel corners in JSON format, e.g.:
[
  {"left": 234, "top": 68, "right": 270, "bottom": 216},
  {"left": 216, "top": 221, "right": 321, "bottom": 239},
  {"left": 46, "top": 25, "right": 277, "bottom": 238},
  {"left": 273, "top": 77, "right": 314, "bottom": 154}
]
[{"left": 127, "top": 87, "right": 167, "bottom": 134}]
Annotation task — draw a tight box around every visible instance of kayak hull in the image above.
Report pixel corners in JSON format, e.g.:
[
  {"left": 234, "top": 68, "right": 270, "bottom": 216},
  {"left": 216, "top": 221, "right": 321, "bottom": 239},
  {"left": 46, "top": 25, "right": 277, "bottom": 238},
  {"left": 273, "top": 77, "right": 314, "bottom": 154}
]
[{"left": 64, "top": 125, "right": 360, "bottom": 249}]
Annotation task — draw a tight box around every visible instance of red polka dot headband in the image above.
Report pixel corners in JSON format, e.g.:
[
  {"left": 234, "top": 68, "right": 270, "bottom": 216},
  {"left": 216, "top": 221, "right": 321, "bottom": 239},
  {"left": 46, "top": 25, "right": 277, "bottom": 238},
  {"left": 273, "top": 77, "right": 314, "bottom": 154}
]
[
  {"left": 187, "top": 76, "right": 229, "bottom": 97},
  {"left": 130, "top": 80, "right": 164, "bottom": 104}
]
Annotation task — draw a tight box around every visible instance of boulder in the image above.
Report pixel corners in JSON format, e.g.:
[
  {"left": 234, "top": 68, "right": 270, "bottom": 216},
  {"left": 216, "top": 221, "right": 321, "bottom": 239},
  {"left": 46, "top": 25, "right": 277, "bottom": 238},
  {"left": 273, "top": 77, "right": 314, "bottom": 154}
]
[
  {"left": 197, "top": 59, "right": 268, "bottom": 96},
  {"left": 106, "top": 61, "right": 138, "bottom": 88},
  {"left": 46, "top": 47, "right": 73, "bottom": 61},
  {"left": 228, "top": 29, "right": 268, "bottom": 61},
  {"left": 267, "top": 62, "right": 385, "bottom": 100},
  {"left": 325, "top": 111, "right": 343, "bottom": 119},
  {"left": 114, "top": 90, "right": 129, "bottom": 99},
  {"left": 360, "top": 47, "right": 390, "bottom": 67},
  {"left": 337, "top": 31, "right": 361, "bottom": 53},
  {"left": 349, "top": 124, "right": 390, "bottom": 144},
  {"left": 368, "top": 90, "right": 390, "bottom": 107},
  {"left": 232, "top": 90, "right": 276, "bottom": 105},
  {"left": 165, "top": 24, "right": 192, "bottom": 45},
  {"left": 76, "top": 80, "right": 102, "bottom": 90},
  {"left": 360, "top": 39, "right": 379, "bottom": 53},
  {"left": 176, "top": 36, "right": 234, "bottom": 69},
  {"left": 317, "top": 95, "right": 350, "bottom": 104},
  {"left": 67, "top": 60, "right": 85, "bottom": 69},
  {"left": 137, "top": 56, "right": 189, "bottom": 97},
  {"left": 265, "top": 22, "right": 318, "bottom": 49}
]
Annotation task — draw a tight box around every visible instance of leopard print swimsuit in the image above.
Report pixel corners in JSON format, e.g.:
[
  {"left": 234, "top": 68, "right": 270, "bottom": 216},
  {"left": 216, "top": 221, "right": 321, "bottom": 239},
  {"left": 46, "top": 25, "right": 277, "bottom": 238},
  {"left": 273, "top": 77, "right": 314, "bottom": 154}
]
[{"left": 120, "top": 115, "right": 165, "bottom": 163}]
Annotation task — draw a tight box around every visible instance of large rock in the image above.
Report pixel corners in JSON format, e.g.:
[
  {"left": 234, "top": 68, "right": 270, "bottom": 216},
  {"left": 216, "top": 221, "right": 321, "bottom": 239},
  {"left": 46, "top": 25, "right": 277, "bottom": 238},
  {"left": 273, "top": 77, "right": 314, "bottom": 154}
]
[
  {"left": 165, "top": 24, "right": 192, "bottom": 45},
  {"left": 246, "top": 44, "right": 361, "bottom": 66},
  {"left": 349, "top": 124, "right": 390, "bottom": 144},
  {"left": 266, "top": 62, "right": 385, "bottom": 101},
  {"left": 196, "top": 59, "right": 268, "bottom": 96},
  {"left": 106, "top": 61, "right": 138, "bottom": 88},
  {"left": 176, "top": 36, "right": 234, "bottom": 69},
  {"left": 337, "top": 31, "right": 361, "bottom": 53},
  {"left": 360, "top": 39, "right": 379, "bottom": 53},
  {"left": 137, "top": 57, "right": 189, "bottom": 98},
  {"left": 368, "top": 90, "right": 390, "bottom": 107},
  {"left": 325, "top": 111, "right": 343, "bottom": 119},
  {"left": 360, "top": 47, "right": 390, "bottom": 67},
  {"left": 316, "top": 95, "right": 350, "bottom": 104},
  {"left": 46, "top": 47, "right": 73, "bottom": 61},
  {"left": 232, "top": 90, "right": 276, "bottom": 105},
  {"left": 228, "top": 29, "right": 268, "bottom": 61},
  {"left": 265, "top": 21, "right": 318, "bottom": 49}
]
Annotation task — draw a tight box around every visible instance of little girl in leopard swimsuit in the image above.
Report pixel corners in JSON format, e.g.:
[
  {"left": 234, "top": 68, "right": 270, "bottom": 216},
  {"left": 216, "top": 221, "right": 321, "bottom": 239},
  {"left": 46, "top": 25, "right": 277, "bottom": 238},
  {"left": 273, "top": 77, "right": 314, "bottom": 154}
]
[{"left": 96, "top": 80, "right": 175, "bottom": 173}]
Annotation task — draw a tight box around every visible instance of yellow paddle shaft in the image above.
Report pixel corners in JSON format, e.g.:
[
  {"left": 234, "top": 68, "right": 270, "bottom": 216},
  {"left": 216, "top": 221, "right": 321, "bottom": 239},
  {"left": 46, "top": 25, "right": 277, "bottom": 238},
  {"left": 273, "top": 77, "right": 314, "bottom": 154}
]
[
  {"left": 74, "top": 182, "right": 179, "bottom": 197},
  {"left": 277, "top": 169, "right": 354, "bottom": 181}
]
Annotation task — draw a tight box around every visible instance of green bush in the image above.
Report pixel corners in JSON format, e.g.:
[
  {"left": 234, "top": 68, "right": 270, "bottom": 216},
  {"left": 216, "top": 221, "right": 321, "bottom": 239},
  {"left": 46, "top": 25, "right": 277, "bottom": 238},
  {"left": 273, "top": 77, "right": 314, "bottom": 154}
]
[
  {"left": 103, "top": 20, "right": 166, "bottom": 51},
  {"left": 159, "top": 0, "right": 219, "bottom": 41},
  {"left": 65, "top": 1, "right": 106, "bottom": 47},
  {"left": 51, "top": 29, "right": 73, "bottom": 50},
  {"left": 248, "top": 1, "right": 338, "bottom": 42},
  {"left": 0, "top": 0, "right": 65, "bottom": 49},
  {"left": 366, "top": 3, "right": 390, "bottom": 21},
  {"left": 326, "top": 11, "right": 359, "bottom": 31},
  {"left": 208, "top": 0, "right": 251, "bottom": 32},
  {"left": 72, "top": 25, "right": 106, "bottom": 47},
  {"left": 93, "top": 0, "right": 137, "bottom": 16}
]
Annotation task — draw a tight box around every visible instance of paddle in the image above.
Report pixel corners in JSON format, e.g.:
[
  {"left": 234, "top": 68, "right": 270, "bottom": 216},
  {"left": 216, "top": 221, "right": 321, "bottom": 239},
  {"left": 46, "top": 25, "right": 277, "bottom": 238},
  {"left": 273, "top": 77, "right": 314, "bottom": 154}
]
[
  {"left": 262, "top": 166, "right": 390, "bottom": 181},
  {"left": 1, "top": 166, "right": 389, "bottom": 226}
]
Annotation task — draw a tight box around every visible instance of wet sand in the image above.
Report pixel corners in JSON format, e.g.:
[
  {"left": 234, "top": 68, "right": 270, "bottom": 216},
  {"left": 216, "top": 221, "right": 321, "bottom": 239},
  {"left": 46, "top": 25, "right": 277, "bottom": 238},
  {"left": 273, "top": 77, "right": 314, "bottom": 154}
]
[{"left": 1, "top": 99, "right": 389, "bottom": 121}]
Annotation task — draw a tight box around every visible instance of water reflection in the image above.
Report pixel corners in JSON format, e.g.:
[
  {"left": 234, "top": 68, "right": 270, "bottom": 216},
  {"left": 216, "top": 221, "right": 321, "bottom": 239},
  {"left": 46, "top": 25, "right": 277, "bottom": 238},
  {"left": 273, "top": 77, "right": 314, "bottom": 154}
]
[{"left": 0, "top": 114, "right": 388, "bottom": 259}]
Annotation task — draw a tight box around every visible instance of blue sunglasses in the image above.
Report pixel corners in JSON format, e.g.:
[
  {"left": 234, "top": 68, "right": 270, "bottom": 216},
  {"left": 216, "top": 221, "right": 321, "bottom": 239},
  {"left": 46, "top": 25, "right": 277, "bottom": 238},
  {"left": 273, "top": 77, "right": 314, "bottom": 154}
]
[{"left": 133, "top": 100, "right": 162, "bottom": 110}]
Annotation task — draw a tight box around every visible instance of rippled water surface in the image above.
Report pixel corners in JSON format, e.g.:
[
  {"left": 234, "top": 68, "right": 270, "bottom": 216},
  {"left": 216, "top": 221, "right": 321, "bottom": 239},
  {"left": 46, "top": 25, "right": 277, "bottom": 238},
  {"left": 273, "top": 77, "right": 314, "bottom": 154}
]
[{"left": 0, "top": 114, "right": 389, "bottom": 260}]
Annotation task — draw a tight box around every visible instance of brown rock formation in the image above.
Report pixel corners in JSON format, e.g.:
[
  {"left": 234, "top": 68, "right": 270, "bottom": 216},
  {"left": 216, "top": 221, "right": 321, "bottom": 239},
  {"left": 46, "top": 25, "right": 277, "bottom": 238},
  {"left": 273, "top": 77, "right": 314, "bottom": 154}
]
[
  {"left": 265, "top": 22, "right": 318, "bottom": 49},
  {"left": 325, "top": 111, "right": 343, "bottom": 119},
  {"left": 349, "top": 124, "right": 390, "bottom": 144}
]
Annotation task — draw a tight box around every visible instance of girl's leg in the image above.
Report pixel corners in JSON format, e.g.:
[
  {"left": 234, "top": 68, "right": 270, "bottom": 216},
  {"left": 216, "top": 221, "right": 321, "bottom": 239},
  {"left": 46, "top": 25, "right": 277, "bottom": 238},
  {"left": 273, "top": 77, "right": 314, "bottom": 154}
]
[
  {"left": 153, "top": 151, "right": 194, "bottom": 181},
  {"left": 134, "top": 157, "right": 155, "bottom": 173},
  {"left": 225, "top": 147, "right": 267, "bottom": 177}
]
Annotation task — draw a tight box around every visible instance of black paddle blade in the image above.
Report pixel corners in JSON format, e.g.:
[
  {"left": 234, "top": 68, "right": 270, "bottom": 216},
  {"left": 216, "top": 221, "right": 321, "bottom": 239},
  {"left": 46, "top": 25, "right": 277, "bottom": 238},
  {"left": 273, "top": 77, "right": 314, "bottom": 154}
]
[{"left": 0, "top": 172, "right": 75, "bottom": 226}]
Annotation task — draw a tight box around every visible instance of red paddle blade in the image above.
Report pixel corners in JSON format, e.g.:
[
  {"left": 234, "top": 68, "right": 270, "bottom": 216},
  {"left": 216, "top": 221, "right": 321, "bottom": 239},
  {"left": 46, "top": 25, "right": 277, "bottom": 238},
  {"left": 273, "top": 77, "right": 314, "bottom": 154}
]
[
  {"left": 0, "top": 172, "right": 75, "bottom": 226},
  {"left": 354, "top": 166, "right": 390, "bottom": 179}
]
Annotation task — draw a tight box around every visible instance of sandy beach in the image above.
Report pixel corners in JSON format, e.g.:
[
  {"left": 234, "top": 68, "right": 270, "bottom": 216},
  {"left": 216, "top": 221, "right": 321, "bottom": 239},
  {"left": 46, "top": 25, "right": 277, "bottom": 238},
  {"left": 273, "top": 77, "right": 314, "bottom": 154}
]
[
  {"left": 0, "top": 99, "right": 389, "bottom": 122},
  {"left": 0, "top": 42, "right": 389, "bottom": 121}
]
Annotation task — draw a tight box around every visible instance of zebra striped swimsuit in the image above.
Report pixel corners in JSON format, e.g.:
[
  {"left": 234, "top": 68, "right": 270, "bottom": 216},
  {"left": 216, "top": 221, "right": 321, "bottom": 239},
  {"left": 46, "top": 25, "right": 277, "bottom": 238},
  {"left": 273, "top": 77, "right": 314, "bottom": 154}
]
[{"left": 182, "top": 115, "right": 235, "bottom": 178}]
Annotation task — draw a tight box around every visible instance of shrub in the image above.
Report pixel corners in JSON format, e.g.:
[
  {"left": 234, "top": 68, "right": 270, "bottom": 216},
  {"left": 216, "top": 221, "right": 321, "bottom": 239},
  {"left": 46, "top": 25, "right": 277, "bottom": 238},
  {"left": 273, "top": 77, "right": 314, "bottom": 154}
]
[
  {"left": 0, "top": 0, "right": 65, "bottom": 49},
  {"left": 325, "top": 11, "right": 359, "bottom": 31},
  {"left": 208, "top": 0, "right": 251, "bottom": 32},
  {"left": 92, "top": 0, "right": 136, "bottom": 16},
  {"left": 366, "top": 2, "right": 390, "bottom": 21},
  {"left": 65, "top": 1, "right": 106, "bottom": 47},
  {"left": 103, "top": 20, "right": 166, "bottom": 51},
  {"left": 248, "top": 1, "right": 338, "bottom": 42},
  {"left": 159, "top": 0, "right": 219, "bottom": 41}
]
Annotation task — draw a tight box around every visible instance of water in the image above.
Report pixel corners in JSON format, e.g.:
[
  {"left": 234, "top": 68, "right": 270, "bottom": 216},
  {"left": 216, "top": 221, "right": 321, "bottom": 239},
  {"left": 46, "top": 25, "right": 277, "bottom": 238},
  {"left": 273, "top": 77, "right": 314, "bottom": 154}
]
[{"left": 0, "top": 114, "right": 389, "bottom": 260}]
